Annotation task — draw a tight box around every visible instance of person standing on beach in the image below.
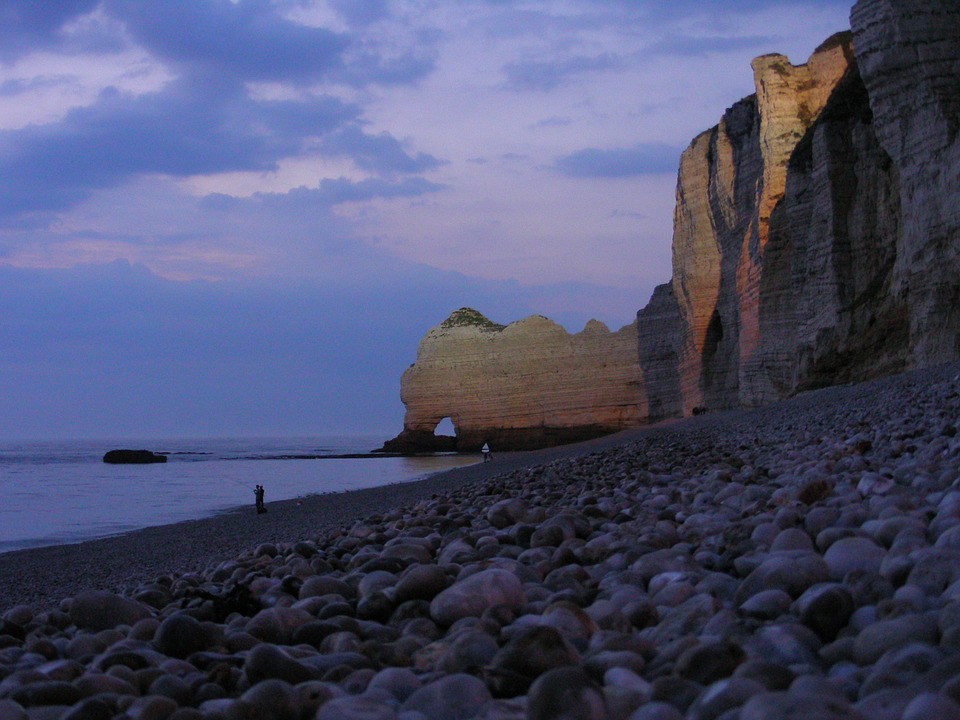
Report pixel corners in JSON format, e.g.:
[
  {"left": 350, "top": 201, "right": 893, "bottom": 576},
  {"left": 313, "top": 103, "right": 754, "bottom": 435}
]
[
  {"left": 482, "top": 442, "right": 491, "bottom": 462},
  {"left": 254, "top": 485, "right": 266, "bottom": 514}
]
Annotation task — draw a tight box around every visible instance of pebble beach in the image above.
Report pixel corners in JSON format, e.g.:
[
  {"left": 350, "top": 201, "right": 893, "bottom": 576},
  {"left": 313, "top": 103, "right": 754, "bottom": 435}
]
[{"left": 3, "top": 363, "right": 960, "bottom": 719}]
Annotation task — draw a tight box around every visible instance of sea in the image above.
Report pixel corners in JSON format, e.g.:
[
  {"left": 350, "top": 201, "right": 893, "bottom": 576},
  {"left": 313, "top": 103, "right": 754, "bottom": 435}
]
[{"left": 0, "top": 436, "right": 478, "bottom": 555}]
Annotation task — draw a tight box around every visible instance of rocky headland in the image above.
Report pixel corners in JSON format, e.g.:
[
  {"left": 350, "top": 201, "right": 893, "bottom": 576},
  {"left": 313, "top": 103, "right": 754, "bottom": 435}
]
[
  {"left": 382, "top": 308, "right": 642, "bottom": 453},
  {"left": 387, "top": 0, "right": 960, "bottom": 453}
]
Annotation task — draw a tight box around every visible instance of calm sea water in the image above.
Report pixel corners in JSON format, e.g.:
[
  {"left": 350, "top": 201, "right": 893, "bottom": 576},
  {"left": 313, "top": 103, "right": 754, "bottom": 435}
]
[{"left": 0, "top": 436, "right": 478, "bottom": 554}]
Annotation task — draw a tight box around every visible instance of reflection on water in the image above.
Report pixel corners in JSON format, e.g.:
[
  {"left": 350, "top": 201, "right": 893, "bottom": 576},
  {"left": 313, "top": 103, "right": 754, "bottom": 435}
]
[{"left": 0, "top": 437, "right": 479, "bottom": 553}]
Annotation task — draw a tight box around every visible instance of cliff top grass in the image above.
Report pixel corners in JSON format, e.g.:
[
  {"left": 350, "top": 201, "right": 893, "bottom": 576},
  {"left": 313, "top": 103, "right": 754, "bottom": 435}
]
[{"left": 441, "top": 307, "right": 506, "bottom": 331}]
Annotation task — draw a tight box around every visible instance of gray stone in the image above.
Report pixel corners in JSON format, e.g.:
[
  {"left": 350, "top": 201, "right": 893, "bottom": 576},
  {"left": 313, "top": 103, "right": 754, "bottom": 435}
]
[
  {"left": 852, "top": 687, "right": 914, "bottom": 720},
  {"left": 733, "top": 660, "right": 795, "bottom": 691},
  {"left": 394, "top": 566, "right": 452, "bottom": 605},
  {"left": 235, "top": 679, "right": 301, "bottom": 720},
  {"left": 367, "top": 668, "right": 422, "bottom": 703},
  {"left": 626, "top": 702, "right": 685, "bottom": 720},
  {"left": 154, "top": 613, "right": 208, "bottom": 659},
  {"left": 316, "top": 696, "right": 398, "bottom": 720},
  {"left": 687, "top": 678, "right": 765, "bottom": 720},
  {"left": 299, "top": 576, "right": 355, "bottom": 600},
  {"left": 69, "top": 591, "right": 152, "bottom": 632},
  {"left": 823, "top": 537, "right": 887, "bottom": 581},
  {"left": 771, "top": 529, "right": 814, "bottom": 553},
  {"left": 739, "top": 589, "right": 792, "bottom": 619},
  {"left": 243, "top": 643, "right": 319, "bottom": 685},
  {"left": 488, "top": 625, "right": 580, "bottom": 696},
  {"left": 794, "top": 584, "right": 854, "bottom": 640},
  {"left": 435, "top": 629, "right": 499, "bottom": 674},
  {"left": 902, "top": 692, "right": 960, "bottom": 720},
  {"left": 740, "top": 691, "right": 867, "bottom": 720},
  {"left": 674, "top": 641, "right": 746, "bottom": 685},
  {"left": 124, "top": 695, "right": 179, "bottom": 720},
  {"left": 853, "top": 615, "right": 940, "bottom": 665},
  {"left": 400, "top": 674, "right": 492, "bottom": 720},
  {"left": 429, "top": 569, "right": 524, "bottom": 627},
  {"left": 527, "top": 667, "right": 605, "bottom": 720},
  {"left": 245, "top": 606, "right": 314, "bottom": 644},
  {"left": 487, "top": 498, "right": 527, "bottom": 529}
]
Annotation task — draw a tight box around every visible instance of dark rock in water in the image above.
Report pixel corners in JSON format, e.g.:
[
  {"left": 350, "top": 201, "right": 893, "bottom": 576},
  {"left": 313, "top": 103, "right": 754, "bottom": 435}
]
[{"left": 103, "top": 449, "right": 167, "bottom": 464}]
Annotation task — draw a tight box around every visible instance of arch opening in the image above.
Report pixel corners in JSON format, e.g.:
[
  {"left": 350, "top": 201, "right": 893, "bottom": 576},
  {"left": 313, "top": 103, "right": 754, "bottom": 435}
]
[{"left": 434, "top": 416, "right": 456, "bottom": 438}]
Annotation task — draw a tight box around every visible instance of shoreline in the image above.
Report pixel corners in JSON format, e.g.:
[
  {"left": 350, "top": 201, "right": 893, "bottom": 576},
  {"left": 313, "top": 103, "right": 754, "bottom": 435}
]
[
  {"left": 0, "top": 428, "right": 652, "bottom": 613},
  {"left": 3, "top": 361, "right": 960, "bottom": 718},
  {"left": 1, "top": 361, "right": 956, "bottom": 616}
]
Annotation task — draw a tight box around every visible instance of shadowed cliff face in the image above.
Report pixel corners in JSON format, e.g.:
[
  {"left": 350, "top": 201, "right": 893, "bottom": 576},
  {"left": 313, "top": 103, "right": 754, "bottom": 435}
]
[
  {"left": 745, "top": 63, "right": 905, "bottom": 402},
  {"left": 852, "top": 0, "right": 960, "bottom": 365}
]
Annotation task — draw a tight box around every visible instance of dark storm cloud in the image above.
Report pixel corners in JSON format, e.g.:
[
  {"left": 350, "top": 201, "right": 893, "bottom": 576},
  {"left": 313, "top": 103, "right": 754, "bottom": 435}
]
[{"left": 554, "top": 144, "right": 680, "bottom": 177}]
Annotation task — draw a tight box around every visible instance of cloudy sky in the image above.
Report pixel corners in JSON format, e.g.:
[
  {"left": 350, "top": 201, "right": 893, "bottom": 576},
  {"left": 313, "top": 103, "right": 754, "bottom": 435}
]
[{"left": 0, "top": 0, "right": 852, "bottom": 440}]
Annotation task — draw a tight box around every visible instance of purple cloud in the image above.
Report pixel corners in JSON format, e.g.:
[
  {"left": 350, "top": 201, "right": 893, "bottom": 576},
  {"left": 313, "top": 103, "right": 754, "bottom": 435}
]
[
  {"left": 554, "top": 144, "right": 680, "bottom": 178},
  {"left": 200, "top": 177, "right": 444, "bottom": 213},
  {"left": 0, "top": 0, "right": 100, "bottom": 61},
  {"left": 106, "top": 1, "right": 348, "bottom": 84},
  {"left": 330, "top": 0, "right": 391, "bottom": 28},
  {"left": 0, "top": 77, "right": 360, "bottom": 221},
  {"left": 320, "top": 125, "right": 444, "bottom": 175},
  {"left": 503, "top": 53, "right": 620, "bottom": 91}
]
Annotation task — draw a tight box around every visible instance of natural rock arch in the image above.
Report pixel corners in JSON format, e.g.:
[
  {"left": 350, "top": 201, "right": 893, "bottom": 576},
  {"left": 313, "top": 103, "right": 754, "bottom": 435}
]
[
  {"left": 434, "top": 416, "right": 456, "bottom": 438},
  {"left": 382, "top": 308, "right": 644, "bottom": 453}
]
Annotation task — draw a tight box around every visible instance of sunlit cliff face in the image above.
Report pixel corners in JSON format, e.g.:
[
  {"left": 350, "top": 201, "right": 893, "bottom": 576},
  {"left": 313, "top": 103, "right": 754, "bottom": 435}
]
[{"left": 393, "top": 308, "right": 642, "bottom": 450}]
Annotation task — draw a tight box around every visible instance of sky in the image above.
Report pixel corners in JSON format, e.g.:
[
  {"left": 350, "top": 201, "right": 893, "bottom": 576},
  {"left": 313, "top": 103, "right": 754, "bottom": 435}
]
[{"left": 0, "top": 0, "right": 853, "bottom": 440}]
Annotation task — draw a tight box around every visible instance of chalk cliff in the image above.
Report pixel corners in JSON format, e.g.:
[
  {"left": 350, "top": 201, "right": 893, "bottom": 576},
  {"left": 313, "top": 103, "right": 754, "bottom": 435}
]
[
  {"left": 382, "top": 308, "right": 642, "bottom": 452},
  {"left": 387, "top": 0, "right": 960, "bottom": 452},
  {"left": 641, "top": 0, "right": 960, "bottom": 415},
  {"left": 852, "top": 0, "right": 960, "bottom": 365},
  {"left": 651, "top": 33, "right": 858, "bottom": 416}
]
